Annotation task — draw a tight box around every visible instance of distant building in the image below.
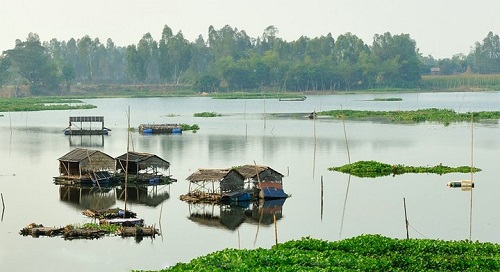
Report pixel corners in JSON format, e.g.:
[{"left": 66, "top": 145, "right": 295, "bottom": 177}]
[{"left": 430, "top": 67, "right": 441, "bottom": 75}]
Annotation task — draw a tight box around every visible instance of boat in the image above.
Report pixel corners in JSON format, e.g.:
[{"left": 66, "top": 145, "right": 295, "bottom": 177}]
[
  {"left": 64, "top": 116, "right": 111, "bottom": 135},
  {"left": 278, "top": 96, "right": 306, "bottom": 101},
  {"left": 220, "top": 191, "right": 251, "bottom": 203}
]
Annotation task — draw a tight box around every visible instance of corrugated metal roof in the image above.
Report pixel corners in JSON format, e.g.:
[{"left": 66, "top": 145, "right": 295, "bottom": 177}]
[{"left": 115, "top": 151, "right": 165, "bottom": 163}]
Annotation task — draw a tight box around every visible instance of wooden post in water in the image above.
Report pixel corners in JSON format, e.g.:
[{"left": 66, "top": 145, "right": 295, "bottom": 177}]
[
  {"left": 320, "top": 176, "right": 324, "bottom": 221},
  {"left": 1, "top": 193, "right": 5, "bottom": 222},
  {"left": 273, "top": 212, "right": 278, "bottom": 247},
  {"left": 403, "top": 197, "right": 409, "bottom": 239},
  {"left": 124, "top": 106, "right": 130, "bottom": 216}
]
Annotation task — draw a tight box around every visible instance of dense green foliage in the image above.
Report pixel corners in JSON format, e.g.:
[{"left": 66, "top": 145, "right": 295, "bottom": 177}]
[
  {"left": 318, "top": 108, "right": 500, "bottom": 125},
  {"left": 329, "top": 160, "right": 480, "bottom": 178},
  {"left": 140, "top": 235, "right": 500, "bottom": 271},
  {"left": 0, "top": 97, "right": 96, "bottom": 112},
  {"left": 78, "top": 223, "right": 120, "bottom": 234},
  {"left": 179, "top": 123, "right": 200, "bottom": 131},
  {"left": 0, "top": 26, "right": 498, "bottom": 95},
  {"left": 193, "top": 111, "right": 222, "bottom": 117}
]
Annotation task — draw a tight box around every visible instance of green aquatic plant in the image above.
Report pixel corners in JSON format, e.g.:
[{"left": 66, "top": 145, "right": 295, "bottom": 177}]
[
  {"left": 180, "top": 123, "right": 200, "bottom": 131},
  {"left": 317, "top": 108, "right": 500, "bottom": 124},
  {"left": 145, "top": 235, "right": 500, "bottom": 271},
  {"left": 0, "top": 97, "right": 96, "bottom": 112},
  {"left": 328, "top": 160, "right": 480, "bottom": 178},
  {"left": 193, "top": 111, "right": 222, "bottom": 117}
]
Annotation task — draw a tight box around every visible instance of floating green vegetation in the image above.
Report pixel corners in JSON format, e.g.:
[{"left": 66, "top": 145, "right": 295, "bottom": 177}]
[
  {"left": 317, "top": 108, "right": 500, "bottom": 125},
  {"left": 77, "top": 223, "right": 121, "bottom": 234},
  {"left": 146, "top": 235, "right": 500, "bottom": 271},
  {"left": 180, "top": 123, "right": 200, "bottom": 131},
  {"left": 0, "top": 97, "right": 96, "bottom": 112},
  {"left": 193, "top": 111, "right": 222, "bottom": 117},
  {"left": 210, "top": 92, "right": 300, "bottom": 99},
  {"left": 328, "top": 160, "right": 480, "bottom": 178},
  {"left": 372, "top": 97, "right": 403, "bottom": 101}
]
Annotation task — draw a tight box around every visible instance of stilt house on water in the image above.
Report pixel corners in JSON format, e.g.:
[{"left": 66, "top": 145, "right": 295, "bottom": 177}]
[
  {"left": 234, "top": 165, "right": 288, "bottom": 199},
  {"left": 54, "top": 148, "right": 115, "bottom": 185},
  {"left": 114, "top": 151, "right": 175, "bottom": 185},
  {"left": 182, "top": 169, "right": 247, "bottom": 203}
]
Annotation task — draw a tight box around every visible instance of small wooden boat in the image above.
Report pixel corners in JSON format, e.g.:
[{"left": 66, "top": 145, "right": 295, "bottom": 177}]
[
  {"left": 220, "top": 191, "right": 251, "bottom": 202},
  {"left": 279, "top": 96, "right": 306, "bottom": 101}
]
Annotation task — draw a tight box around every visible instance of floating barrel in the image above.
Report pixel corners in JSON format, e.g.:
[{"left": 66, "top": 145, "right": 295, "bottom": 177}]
[{"left": 447, "top": 180, "right": 474, "bottom": 188}]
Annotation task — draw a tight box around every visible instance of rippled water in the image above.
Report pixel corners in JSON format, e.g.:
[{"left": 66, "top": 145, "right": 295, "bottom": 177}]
[{"left": 0, "top": 92, "right": 499, "bottom": 271}]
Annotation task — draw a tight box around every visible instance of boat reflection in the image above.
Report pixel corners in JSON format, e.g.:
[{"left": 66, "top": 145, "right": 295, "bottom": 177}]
[
  {"left": 116, "top": 185, "right": 171, "bottom": 207},
  {"left": 59, "top": 185, "right": 116, "bottom": 210},
  {"left": 68, "top": 135, "right": 106, "bottom": 147},
  {"left": 186, "top": 198, "right": 286, "bottom": 231}
]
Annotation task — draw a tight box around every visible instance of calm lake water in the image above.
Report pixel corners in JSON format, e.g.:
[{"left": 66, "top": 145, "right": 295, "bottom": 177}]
[{"left": 0, "top": 92, "right": 499, "bottom": 271}]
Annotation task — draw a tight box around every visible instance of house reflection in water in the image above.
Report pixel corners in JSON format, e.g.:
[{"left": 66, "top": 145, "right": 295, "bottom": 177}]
[
  {"left": 116, "top": 185, "right": 170, "bottom": 207},
  {"left": 59, "top": 185, "right": 116, "bottom": 210},
  {"left": 186, "top": 198, "right": 286, "bottom": 231}
]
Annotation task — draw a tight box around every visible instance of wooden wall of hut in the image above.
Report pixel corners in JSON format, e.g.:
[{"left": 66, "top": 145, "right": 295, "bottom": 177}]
[{"left": 220, "top": 171, "right": 245, "bottom": 193}]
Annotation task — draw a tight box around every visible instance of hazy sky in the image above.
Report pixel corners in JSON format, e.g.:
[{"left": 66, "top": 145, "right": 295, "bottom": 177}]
[{"left": 1, "top": 0, "right": 498, "bottom": 59}]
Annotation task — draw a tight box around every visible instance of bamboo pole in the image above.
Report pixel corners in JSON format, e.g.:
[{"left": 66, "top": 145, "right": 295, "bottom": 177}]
[
  {"left": 273, "top": 212, "right": 278, "bottom": 247},
  {"left": 404, "top": 197, "right": 409, "bottom": 239},
  {"left": 124, "top": 106, "right": 130, "bottom": 215},
  {"left": 469, "top": 113, "right": 474, "bottom": 241}
]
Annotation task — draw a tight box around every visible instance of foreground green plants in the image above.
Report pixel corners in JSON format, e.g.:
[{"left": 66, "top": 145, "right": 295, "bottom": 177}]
[
  {"left": 317, "top": 108, "right": 500, "bottom": 125},
  {"left": 0, "top": 97, "right": 96, "bottom": 112},
  {"left": 138, "top": 235, "right": 500, "bottom": 271},
  {"left": 329, "top": 160, "right": 480, "bottom": 178}
]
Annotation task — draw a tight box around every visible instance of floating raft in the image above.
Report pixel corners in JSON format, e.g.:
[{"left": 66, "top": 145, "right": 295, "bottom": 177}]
[
  {"left": 139, "top": 124, "right": 182, "bottom": 134},
  {"left": 82, "top": 208, "right": 137, "bottom": 219},
  {"left": 64, "top": 116, "right": 111, "bottom": 135},
  {"left": 118, "top": 226, "right": 159, "bottom": 237}
]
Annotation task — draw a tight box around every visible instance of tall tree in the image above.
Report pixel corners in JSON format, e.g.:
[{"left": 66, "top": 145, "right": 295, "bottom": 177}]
[
  {"left": 371, "top": 32, "right": 421, "bottom": 87},
  {"left": 4, "top": 33, "right": 59, "bottom": 93}
]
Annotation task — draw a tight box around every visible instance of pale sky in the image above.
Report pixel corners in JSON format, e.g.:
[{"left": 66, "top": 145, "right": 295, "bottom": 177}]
[{"left": 0, "top": 0, "right": 498, "bottom": 59}]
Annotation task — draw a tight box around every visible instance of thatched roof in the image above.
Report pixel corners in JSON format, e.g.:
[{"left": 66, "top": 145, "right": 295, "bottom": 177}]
[
  {"left": 186, "top": 169, "right": 242, "bottom": 182},
  {"left": 58, "top": 148, "right": 111, "bottom": 162},
  {"left": 234, "top": 165, "right": 284, "bottom": 179},
  {"left": 115, "top": 151, "right": 170, "bottom": 169}
]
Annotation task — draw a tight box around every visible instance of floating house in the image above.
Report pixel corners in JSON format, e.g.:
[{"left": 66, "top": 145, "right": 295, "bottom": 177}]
[
  {"left": 114, "top": 151, "right": 174, "bottom": 185},
  {"left": 182, "top": 168, "right": 247, "bottom": 203},
  {"left": 234, "top": 165, "right": 288, "bottom": 199},
  {"left": 139, "top": 124, "right": 182, "bottom": 134},
  {"left": 64, "top": 116, "right": 111, "bottom": 135},
  {"left": 54, "top": 148, "right": 115, "bottom": 185}
]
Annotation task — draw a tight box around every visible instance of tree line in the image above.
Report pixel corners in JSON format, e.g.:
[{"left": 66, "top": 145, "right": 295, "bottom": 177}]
[{"left": 0, "top": 25, "right": 498, "bottom": 95}]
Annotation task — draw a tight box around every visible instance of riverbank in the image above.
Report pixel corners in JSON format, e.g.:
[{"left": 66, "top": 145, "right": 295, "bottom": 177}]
[{"left": 138, "top": 235, "right": 500, "bottom": 271}]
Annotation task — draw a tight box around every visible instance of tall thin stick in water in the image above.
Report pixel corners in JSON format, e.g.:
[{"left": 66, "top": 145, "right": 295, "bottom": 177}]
[
  {"left": 341, "top": 105, "right": 351, "bottom": 164},
  {"left": 312, "top": 110, "right": 317, "bottom": 178},
  {"left": 273, "top": 212, "right": 278, "bottom": 247},
  {"left": 124, "top": 106, "right": 130, "bottom": 215},
  {"left": 320, "top": 176, "right": 324, "bottom": 221},
  {"left": 469, "top": 113, "right": 474, "bottom": 241},
  {"left": 404, "top": 197, "right": 409, "bottom": 239}
]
